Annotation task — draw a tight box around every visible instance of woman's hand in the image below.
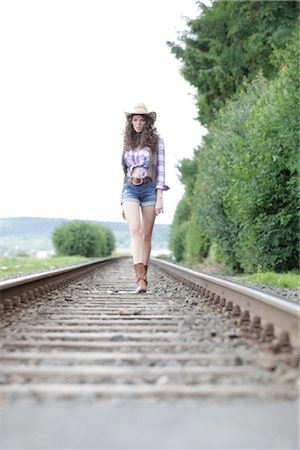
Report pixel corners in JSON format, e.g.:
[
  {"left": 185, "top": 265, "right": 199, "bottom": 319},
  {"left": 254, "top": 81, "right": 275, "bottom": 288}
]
[{"left": 155, "top": 196, "right": 164, "bottom": 216}]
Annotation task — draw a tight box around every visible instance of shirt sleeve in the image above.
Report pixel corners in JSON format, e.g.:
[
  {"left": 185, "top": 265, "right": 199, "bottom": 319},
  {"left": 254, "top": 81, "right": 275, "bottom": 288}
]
[{"left": 156, "top": 137, "right": 170, "bottom": 191}]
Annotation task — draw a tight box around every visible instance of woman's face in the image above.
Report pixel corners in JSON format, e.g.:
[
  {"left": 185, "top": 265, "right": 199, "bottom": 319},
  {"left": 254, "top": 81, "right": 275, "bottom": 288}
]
[{"left": 132, "top": 115, "right": 146, "bottom": 133}]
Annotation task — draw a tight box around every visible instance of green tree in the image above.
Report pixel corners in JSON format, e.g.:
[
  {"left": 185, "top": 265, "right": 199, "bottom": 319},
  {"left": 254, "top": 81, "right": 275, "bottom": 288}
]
[
  {"left": 228, "top": 33, "right": 299, "bottom": 271},
  {"left": 102, "top": 227, "right": 116, "bottom": 255},
  {"left": 169, "top": 158, "right": 210, "bottom": 263},
  {"left": 192, "top": 30, "right": 299, "bottom": 272},
  {"left": 186, "top": 209, "right": 210, "bottom": 264},
  {"left": 52, "top": 221, "right": 115, "bottom": 257},
  {"left": 169, "top": 196, "right": 190, "bottom": 261},
  {"left": 177, "top": 157, "right": 198, "bottom": 197},
  {"left": 168, "top": 0, "right": 298, "bottom": 126}
]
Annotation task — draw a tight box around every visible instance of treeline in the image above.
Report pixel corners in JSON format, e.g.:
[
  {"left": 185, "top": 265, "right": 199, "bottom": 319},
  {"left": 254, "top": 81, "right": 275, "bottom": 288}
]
[{"left": 168, "top": 0, "right": 299, "bottom": 273}]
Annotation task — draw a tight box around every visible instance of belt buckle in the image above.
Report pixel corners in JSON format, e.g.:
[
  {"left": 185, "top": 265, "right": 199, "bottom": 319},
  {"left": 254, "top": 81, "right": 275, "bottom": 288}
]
[{"left": 132, "top": 177, "right": 143, "bottom": 186}]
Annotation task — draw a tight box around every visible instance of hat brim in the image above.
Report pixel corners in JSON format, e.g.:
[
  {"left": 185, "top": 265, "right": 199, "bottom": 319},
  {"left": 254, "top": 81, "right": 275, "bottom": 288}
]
[{"left": 125, "top": 111, "right": 157, "bottom": 123}]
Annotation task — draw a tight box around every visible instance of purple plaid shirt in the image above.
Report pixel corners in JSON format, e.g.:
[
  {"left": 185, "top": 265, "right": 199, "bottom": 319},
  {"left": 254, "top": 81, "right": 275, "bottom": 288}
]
[{"left": 124, "top": 137, "right": 170, "bottom": 190}]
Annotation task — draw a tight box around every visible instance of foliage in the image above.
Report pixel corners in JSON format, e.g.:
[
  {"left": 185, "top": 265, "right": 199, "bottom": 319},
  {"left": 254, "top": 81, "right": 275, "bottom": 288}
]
[
  {"left": 169, "top": 4, "right": 299, "bottom": 271},
  {"left": 168, "top": 196, "right": 190, "bottom": 261},
  {"left": 52, "top": 220, "right": 115, "bottom": 257},
  {"left": 169, "top": 160, "right": 210, "bottom": 263},
  {"left": 177, "top": 157, "right": 198, "bottom": 197},
  {"left": 168, "top": 168, "right": 210, "bottom": 263},
  {"left": 187, "top": 30, "right": 299, "bottom": 272},
  {"left": 169, "top": 220, "right": 189, "bottom": 262},
  {"left": 102, "top": 227, "right": 116, "bottom": 255},
  {"left": 168, "top": 0, "right": 298, "bottom": 126},
  {"left": 185, "top": 209, "right": 210, "bottom": 264}
]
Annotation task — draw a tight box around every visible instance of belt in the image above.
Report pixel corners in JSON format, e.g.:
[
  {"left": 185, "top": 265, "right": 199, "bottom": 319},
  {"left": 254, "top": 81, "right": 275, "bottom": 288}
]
[{"left": 125, "top": 176, "right": 153, "bottom": 186}]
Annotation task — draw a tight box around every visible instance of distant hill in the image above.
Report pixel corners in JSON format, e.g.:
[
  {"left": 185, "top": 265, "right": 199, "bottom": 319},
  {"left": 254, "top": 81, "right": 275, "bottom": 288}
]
[{"left": 0, "top": 217, "right": 170, "bottom": 257}]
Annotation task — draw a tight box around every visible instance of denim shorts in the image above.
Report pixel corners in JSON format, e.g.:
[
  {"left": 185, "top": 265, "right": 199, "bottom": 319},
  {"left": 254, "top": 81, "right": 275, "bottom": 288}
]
[{"left": 121, "top": 182, "right": 157, "bottom": 206}]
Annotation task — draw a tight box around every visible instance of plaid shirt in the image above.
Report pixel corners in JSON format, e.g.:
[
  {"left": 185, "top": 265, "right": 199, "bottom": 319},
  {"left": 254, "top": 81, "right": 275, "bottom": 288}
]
[{"left": 124, "top": 137, "right": 169, "bottom": 190}]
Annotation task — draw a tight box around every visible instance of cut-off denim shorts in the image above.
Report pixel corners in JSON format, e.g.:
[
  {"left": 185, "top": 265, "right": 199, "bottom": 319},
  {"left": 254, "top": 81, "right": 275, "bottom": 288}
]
[{"left": 121, "top": 182, "right": 157, "bottom": 207}]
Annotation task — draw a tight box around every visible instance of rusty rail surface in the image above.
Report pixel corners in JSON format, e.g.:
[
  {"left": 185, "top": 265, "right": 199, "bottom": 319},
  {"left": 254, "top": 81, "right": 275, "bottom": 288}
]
[
  {"left": 151, "top": 258, "right": 299, "bottom": 348},
  {"left": 0, "top": 256, "right": 122, "bottom": 315}
]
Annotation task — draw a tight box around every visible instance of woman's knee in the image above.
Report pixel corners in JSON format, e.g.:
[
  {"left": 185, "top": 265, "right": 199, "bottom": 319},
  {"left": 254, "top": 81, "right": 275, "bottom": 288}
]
[
  {"left": 130, "top": 225, "right": 142, "bottom": 239},
  {"left": 142, "top": 231, "right": 153, "bottom": 243}
]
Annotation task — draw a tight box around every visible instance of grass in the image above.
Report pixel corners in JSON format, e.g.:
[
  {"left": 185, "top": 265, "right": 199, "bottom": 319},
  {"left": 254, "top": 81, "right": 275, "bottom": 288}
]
[
  {"left": 235, "top": 271, "right": 299, "bottom": 289},
  {"left": 0, "top": 256, "right": 93, "bottom": 278},
  {"left": 189, "top": 245, "right": 300, "bottom": 289}
]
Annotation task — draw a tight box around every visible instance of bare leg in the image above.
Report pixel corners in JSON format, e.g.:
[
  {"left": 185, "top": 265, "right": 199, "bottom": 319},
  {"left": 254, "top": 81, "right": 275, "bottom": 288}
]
[
  {"left": 122, "top": 202, "right": 144, "bottom": 264},
  {"left": 123, "top": 202, "right": 156, "bottom": 264},
  {"left": 141, "top": 205, "right": 156, "bottom": 265},
  {"left": 123, "top": 202, "right": 156, "bottom": 293}
]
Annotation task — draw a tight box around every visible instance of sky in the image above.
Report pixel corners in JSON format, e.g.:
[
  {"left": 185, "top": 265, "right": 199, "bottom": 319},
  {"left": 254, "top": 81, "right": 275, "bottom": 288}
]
[{"left": 1, "top": 0, "right": 207, "bottom": 225}]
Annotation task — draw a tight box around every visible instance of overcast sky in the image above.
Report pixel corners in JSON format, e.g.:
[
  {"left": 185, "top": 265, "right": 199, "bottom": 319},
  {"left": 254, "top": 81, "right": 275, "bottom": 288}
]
[{"left": 1, "top": 0, "right": 207, "bottom": 225}]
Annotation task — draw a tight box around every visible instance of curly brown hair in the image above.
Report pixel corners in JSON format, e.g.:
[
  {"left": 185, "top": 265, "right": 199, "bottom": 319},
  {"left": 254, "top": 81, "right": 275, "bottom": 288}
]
[{"left": 122, "top": 115, "right": 159, "bottom": 154}]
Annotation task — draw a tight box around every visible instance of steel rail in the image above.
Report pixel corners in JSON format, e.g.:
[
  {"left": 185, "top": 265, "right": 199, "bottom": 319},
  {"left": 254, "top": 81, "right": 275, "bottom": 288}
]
[
  {"left": 0, "top": 256, "right": 298, "bottom": 403},
  {"left": 1, "top": 255, "right": 298, "bottom": 348},
  {"left": 151, "top": 258, "right": 299, "bottom": 348},
  {"left": 0, "top": 256, "right": 124, "bottom": 314}
]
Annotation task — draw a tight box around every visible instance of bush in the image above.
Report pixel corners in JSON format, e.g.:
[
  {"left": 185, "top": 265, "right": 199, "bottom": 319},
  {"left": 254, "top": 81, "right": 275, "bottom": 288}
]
[
  {"left": 186, "top": 210, "right": 210, "bottom": 264},
  {"left": 102, "top": 227, "right": 116, "bottom": 255},
  {"left": 52, "top": 221, "right": 115, "bottom": 257},
  {"left": 193, "top": 30, "right": 299, "bottom": 272},
  {"left": 169, "top": 221, "right": 188, "bottom": 262},
  {"left": 168, "top": 196, "right": 191, "bottom": 262}
]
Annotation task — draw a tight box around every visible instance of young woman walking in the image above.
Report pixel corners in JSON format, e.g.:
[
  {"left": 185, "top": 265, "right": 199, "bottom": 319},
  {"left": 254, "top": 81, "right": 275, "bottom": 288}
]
[{"left": 121, "top": 103, "right": 169, "bottom": 293}]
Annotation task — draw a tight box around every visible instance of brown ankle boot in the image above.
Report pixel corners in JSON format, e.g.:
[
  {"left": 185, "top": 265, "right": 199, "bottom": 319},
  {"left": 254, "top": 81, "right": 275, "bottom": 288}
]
[{"left": 133, "top": 263, "right": 147, "bottom": 294}]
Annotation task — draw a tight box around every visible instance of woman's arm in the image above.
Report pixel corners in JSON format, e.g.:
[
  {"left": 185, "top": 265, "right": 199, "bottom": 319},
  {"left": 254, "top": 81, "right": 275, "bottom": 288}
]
[
  {"left": 155, "top": 138, "right": 169, "bottom": 215},
  {"left": 155, "top": 188, "right": 163, "bottom": 216}
]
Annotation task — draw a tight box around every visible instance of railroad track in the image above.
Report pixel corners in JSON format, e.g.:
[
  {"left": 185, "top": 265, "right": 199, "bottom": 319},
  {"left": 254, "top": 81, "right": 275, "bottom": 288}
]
[{"left": 0, "top": 256, "right": 298, "bottom": 402}]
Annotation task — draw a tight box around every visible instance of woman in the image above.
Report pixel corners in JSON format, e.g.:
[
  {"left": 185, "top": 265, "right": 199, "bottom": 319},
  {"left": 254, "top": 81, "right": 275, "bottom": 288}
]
[{"left": 121, "top": 103, "right": 169, "bottom": 293}]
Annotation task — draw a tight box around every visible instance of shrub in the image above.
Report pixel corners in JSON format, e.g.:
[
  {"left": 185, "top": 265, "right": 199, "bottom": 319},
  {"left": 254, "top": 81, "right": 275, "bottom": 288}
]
[
  {"left": 102, "top": 227, "right": 116, "bottom": 255},
  {"left": 52, "top": 221, "right": 115, "bottom": 257},
  {"left": 169, "top": 221, "right": 188, "bottom": 262},
  {"left": 168, "top": 196, "right": 191, "bottom": 262},
  {"left": 193, "top": 30, "right": 299, "bottom": 272},
  {"left": 186, "top": 210, "right": 210, "bottom": 264}
]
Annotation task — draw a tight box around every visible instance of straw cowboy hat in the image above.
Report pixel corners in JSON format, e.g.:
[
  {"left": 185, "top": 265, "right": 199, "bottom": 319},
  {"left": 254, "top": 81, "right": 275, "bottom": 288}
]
[{"left": 125, "top": 103, "right": 157, "bottom": 123}]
